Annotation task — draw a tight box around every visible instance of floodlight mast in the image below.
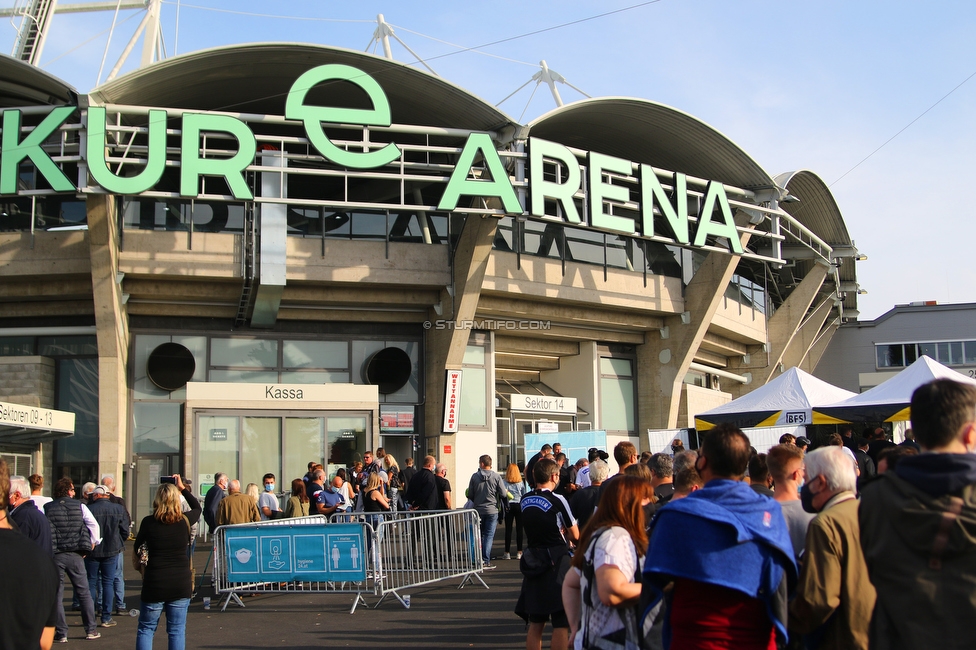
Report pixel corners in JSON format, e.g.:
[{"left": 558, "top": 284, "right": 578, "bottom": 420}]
[{"left": 4, "top": 0, "right": 148, "bottom": 67}]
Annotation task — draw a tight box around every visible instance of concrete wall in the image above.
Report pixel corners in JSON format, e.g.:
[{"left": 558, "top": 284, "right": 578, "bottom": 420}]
[
  {"left": 815, "top": 304, "right": 976, "bottom": 392},
  {"left": 541, "top": 341, "right": 599, "bottom": 427}
]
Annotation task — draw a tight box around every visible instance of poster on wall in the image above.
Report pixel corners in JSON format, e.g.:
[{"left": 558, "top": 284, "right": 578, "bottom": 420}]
[
  {"left": 443, "top": 369, "right": 462, "bottom": 433},
  {"left": 524, "top": 430, "right": 608, "bottom": 468}
]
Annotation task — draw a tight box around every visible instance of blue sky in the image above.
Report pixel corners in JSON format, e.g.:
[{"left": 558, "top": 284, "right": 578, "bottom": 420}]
[{"left": 3, "top": 0, "right": 974, "bottom": 320}]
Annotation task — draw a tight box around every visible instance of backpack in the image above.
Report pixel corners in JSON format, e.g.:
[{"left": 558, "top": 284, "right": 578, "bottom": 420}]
[{"left": 579, "top": 528, "right": 663, "bottom": 650}]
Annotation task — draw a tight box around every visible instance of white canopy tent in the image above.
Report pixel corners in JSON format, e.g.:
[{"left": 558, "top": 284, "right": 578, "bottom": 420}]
[
  {"left": 818, "top": 355, "right": 976, "bottom": 422},
  {"left": 694, "top": 367, "right": 855, "bottom": 431}
]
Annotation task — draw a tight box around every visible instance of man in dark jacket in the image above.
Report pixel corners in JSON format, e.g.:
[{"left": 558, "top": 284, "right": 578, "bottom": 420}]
[
  {"left": 86, "top": 486, "right": 130, "bottom": 628},
  {"left": 8, "top": 474, "right": 53, "bottom": 555},
  {"left": 404, "top": 455, "right": 440, "bottom": 510},
  {"left": 46, "top": 477, "right": 100, "bottom": 641},
  {"left": 860, "top": 379, "right": 976, "bottom": 649},
  {"left": 203, "top": 472, "right": 227, "bottom": 532}
]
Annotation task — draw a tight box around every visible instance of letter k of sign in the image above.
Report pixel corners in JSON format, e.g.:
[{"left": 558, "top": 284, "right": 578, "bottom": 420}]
[{"left": 266, "top": 386, "right": 274, "bottom": 398}]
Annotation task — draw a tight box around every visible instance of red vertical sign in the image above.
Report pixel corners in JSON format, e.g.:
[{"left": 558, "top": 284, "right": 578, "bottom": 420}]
[{"left": 442, "top": 369, "right": 462, "bottom": 433}]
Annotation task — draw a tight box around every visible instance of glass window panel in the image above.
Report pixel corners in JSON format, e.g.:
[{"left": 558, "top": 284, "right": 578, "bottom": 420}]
[
  {"left": 463, "top": 345, "right": 485, "bottom": 366},
  {"left": 381, "top": 341, "right": 419, "bottom": 403},
  {"left": 351, "top": 212, "right": 387, "bottom": 238},
  {"left": 937, "top": 343, "right": 950, "bottom": 363},
  {"left": 282, "top": 340, "right": 348, "bottom": 369},
  {"left": 132, "top": 402, "right": 181, "bottom": 454},
  {"left": 904, "top": 344, "right": 918, "bottom": 365},
  {"left": 210, "top": 338, "right": 277, "bottom": 368},
  {"left": 918, "top": 342, "right": 937, "bottom": 359},
  {"left": 39, "top": 336, "right": 98, "bottom": 356},
  {"left": 966, "top": 342, "right": 976, "bottom": 365},
  {"left": 326, "top": 416, "right": 367, "bottom": 475},
  {"left": 209, "top": 370, "right": 279, "bottom": 383},
  {"left": 284, "top": 417, "right": 324, "bottom": 484},
  {"left": 133, "top": 335, "right": 207, "bottom": 400},
  {"left": 0, "top": 337, "right": 35, "bottom": 356},
  {"left": 197, "top": 415, "right": 240, "bottom": 483},
  {"left": 280, "top": 371, "right": 350, "bottom": 384},
  {"left": 600, "top": 357, "right": 633, "bottom": 378},
  {"left": 950, "top": 342, "right": 964, "bottom": 365},
  {"left": 459, "top": 367, "right": 487, "bottom": 427},
  {"left": 877, "top": 345, "right": 902, "bottom": 368},
  {"left": 601, "top": 377, "right": 635, "bottom": 432},
  {"left": 54, "top": 358, "right": 99, "bottom": 464},
  {"left": 241, "top": 417, "right": 281, "bottom": 490}
]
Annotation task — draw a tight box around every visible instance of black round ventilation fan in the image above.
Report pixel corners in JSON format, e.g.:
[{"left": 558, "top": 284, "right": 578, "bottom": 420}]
[
  {"left": 146, "top": 342, "right": 196, "bottom": 391},
  {"left": 363, "top": 347, "right": 412, "bottom": 394}
]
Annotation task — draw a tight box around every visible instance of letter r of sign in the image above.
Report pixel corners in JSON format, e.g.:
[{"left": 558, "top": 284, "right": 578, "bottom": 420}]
[{"left": 285, "top": 64, "right": 400, "bottom": 170}]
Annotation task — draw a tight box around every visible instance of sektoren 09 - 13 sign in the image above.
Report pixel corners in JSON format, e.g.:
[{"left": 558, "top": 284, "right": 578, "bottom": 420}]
[{"left": 0, "top": 64, "right": 743, "bottom": 254}]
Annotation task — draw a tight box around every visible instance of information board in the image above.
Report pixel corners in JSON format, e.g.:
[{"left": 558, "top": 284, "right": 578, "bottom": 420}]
[{"left": 222, "top": 522, "right": 367, "bottom": 583}]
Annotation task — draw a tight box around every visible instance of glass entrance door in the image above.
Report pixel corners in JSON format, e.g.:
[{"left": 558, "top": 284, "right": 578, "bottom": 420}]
[
  {"left": 193, "top": 411, "right": 371, "bottom": 491},
  {"left": 133, "top": 454, "right": 178, "bottom": 534}
]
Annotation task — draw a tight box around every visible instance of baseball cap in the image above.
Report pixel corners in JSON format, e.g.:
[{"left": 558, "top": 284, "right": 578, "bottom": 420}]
[
  {"left": 796, "top": 436, "right": 811, "bottom": 447},
  {"left": 93, "top": 485, "right": 109, "bottom": 495}
]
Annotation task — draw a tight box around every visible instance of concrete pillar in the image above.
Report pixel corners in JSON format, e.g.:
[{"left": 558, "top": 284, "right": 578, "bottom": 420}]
[
  {"left": 637, "top": 227, "right": 754, "bottom": 431},
  {"left": 803, "top": 317, "right": 840, "bottom": 374},
  {"left": 780, "top": 297, "right": 835, "bottom": 371},
  {"left": 87, "top": 195, "right": 130, "bottom": 494},
  {"left": 424, "top": 215, "right": 499, "bottom": 490}
]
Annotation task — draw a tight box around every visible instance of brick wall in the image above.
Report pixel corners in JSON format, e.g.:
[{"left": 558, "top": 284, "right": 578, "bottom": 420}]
[{"left": 0, "top": 356, "right": 56, "bottom": 408}]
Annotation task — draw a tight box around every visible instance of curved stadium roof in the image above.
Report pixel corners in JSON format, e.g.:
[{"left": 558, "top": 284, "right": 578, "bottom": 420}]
[
  {"left": 0, "top": 54, "right": 77, "bottom": 108},
  {"left": 527, "top": 97, "right": 774, "bottom": 191},
  {"left": 88, "top": 43, "right": 517, "bottom": 134}
]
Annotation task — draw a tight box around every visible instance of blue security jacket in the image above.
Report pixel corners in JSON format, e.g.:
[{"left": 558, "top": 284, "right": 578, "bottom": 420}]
[{"left": 643, "top": 479, "right": 798, "bottom": 646}]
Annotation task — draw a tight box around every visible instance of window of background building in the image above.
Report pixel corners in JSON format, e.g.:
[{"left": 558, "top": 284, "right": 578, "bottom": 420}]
[
  {"left": 599, "top": 353, "right": 636, "bottom": 433},
  {"left": 459, "top": 334, "right": 490, "bottom": 428}
]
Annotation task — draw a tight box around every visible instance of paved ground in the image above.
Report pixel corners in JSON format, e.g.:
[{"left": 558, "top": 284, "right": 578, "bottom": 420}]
[{"left": 57, "top": 536, "right": 534, "bottom": 649}]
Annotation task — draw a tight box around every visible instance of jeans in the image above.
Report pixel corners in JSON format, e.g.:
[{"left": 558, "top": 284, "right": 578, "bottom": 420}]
[
  {"left": 85, "top": 555, "right": 117, "bottom": 623},
  {"left": 114, "top": 552, "right": 126, "bottom": 611},
  {"left": 504, "top": 502, "right": 523, "bottom": 553},
  {"left": 54, "top": 552, "right": 96, "bottom": 638},
  {"left": 479, "top": 512, "right": 498, "bottom": 564},
  {"left": 136, "top": 598, "right": 190, "bottom": 650}
]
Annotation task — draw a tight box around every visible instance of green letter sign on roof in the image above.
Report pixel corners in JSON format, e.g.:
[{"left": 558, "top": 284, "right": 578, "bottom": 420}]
[
  {"left": 1, "top": 107, "right": 76, "bottom": 195},
  {"left": 285, "top": 64, "right": 400, "bottom": 170},
  {"left": 87, "top": 107, "right": 167, "bottom": 195},
  {"left": 528, "top": 138, "right": 581, "bottom": 224},
  {"left": 180, "top": 113, "right": 257, "bottom": 200},
  {"left": 693, "top": 181, "right": 742, "bottom": 254},
  {"left": 438, "top": 132, "right": 521, "bottom": 214}
]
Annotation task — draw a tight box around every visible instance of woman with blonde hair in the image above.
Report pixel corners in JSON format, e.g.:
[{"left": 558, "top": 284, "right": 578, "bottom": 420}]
[
  {"left": 133, "top": 474, "right": 201, "bottom": 650},
  {"left": 384, "top": 454, "right": 402, "bottom": 512},
  {"left": 502, "top": 463, "right": 526, "bottom": 561},
  {"left": 244, "top": 482, "right": 260, "bottom": 505}
]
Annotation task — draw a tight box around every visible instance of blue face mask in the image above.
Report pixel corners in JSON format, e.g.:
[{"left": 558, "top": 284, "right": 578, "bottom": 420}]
[{"left": 264, "top": 483, "right": 274, "bottom": 492}]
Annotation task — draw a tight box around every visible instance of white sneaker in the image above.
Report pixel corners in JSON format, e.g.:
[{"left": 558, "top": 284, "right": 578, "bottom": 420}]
[
  {"left": 517, "top": 551, "right": 522, "bottom": 560},
  {"left": 501, "top": 552, "right": 511, "bottom": 560}
]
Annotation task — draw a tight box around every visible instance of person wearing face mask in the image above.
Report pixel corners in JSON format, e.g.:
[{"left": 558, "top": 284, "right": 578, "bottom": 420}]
[
  {"left": 257, "top": 473, "right": 282, "bottom": 520},
  {"left": 642, "top": 424, "right": 796, "bottom": 650},
  {"left": 787, "top": 446, "right": 874, "bottom": 650},
  {"left": 860, "top": 379, "right": 976, "bottom": 649}
]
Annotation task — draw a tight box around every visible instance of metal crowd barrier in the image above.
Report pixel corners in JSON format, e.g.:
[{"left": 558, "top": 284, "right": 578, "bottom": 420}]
[
  {"left": 330, "top": 509, "right": 488, "bottom": 608},
  {"left": 212, "top": 515, "right": 379, "bottom": 613}
]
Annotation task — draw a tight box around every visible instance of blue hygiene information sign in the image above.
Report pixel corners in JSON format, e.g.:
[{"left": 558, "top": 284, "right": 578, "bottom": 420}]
[{"left": 222, "top": 523, "right": 366, "bottom": 583}]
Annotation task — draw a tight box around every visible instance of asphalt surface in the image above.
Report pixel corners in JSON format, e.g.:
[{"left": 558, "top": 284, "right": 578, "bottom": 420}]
[{"left": 56, "top": 535, "right": 533, "bottom": 649}]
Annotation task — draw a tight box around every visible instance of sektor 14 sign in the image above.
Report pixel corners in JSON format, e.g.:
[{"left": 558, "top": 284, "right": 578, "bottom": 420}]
[{"left": 0, "top": 63, "right": 743, "bottom": 255}]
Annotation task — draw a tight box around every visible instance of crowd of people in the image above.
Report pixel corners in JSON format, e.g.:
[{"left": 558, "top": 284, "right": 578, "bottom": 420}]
[
  {"left": 6, "top": 377, "right": 976, "bottom": 649},
  {"left": 509, "top": 378, "right": 976, "bottom": 650}
]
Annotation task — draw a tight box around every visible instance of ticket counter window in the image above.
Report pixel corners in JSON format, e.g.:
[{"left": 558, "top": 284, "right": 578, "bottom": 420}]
[{"left": 194, "top": 412, "right": 369, "bottom": 492}]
